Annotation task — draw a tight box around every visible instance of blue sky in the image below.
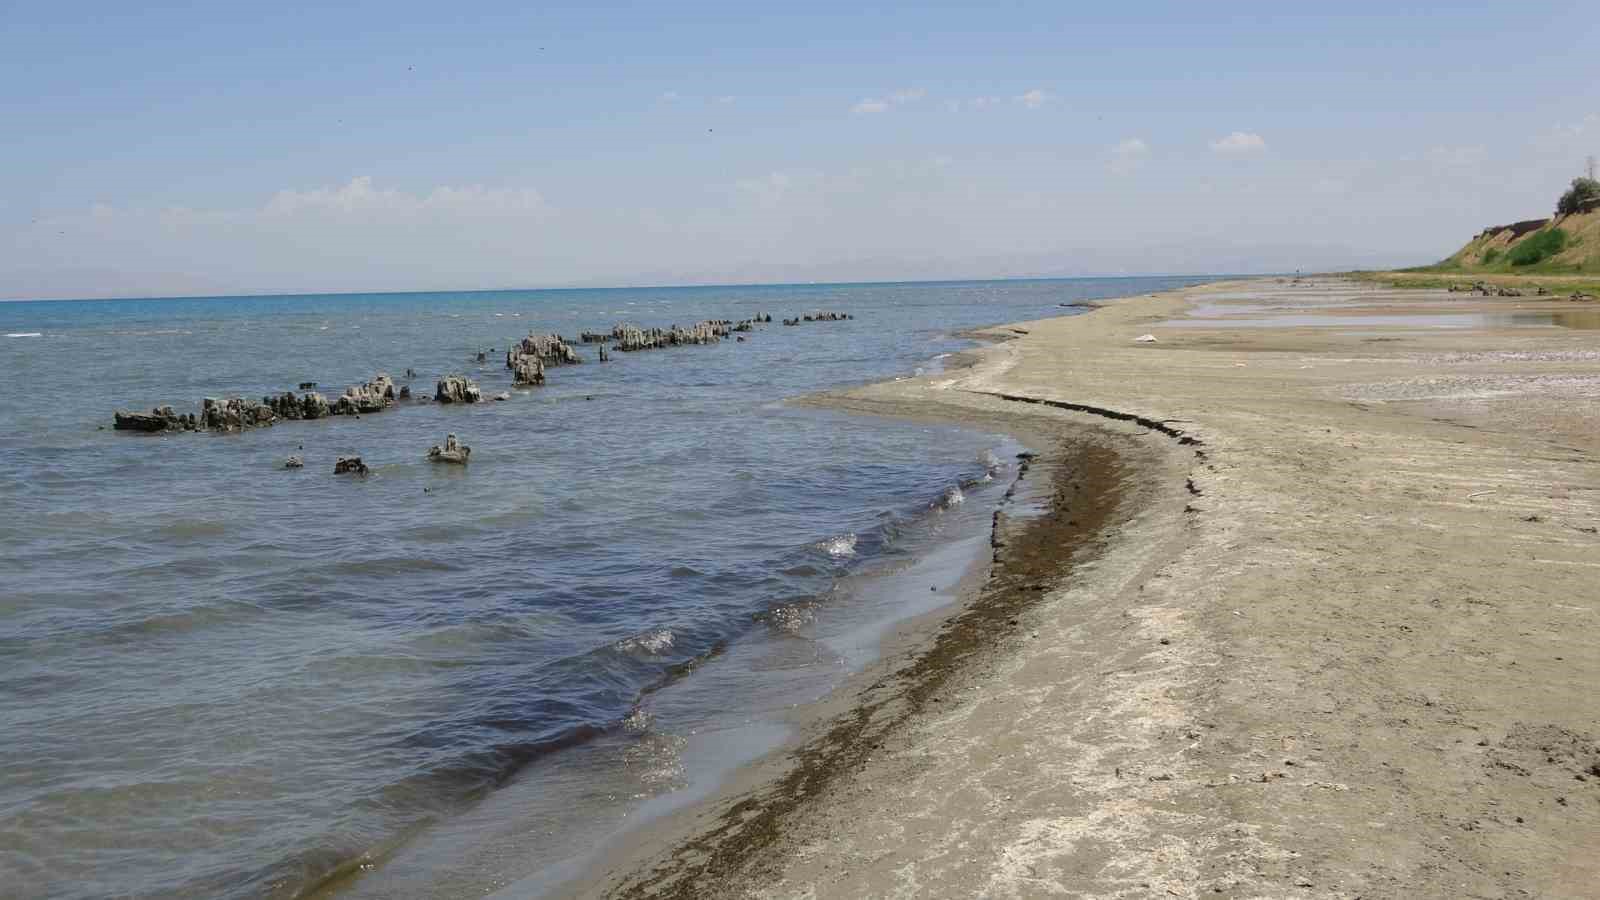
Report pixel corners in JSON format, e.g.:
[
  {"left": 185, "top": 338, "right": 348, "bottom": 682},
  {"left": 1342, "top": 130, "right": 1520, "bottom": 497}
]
[{"left": 3, "top": 1, "right": 1598, "bottom": 297}]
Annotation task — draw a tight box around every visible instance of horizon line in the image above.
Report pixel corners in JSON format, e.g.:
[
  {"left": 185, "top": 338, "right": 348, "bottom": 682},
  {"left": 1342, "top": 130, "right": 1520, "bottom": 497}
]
[{"left": 0, "top": 271, "right": 1261, "bottom": 305}]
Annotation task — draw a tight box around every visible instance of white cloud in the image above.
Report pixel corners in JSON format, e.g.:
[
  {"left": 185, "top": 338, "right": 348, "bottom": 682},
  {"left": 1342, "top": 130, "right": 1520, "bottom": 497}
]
[
  {"left": 660, "top": 91, "right": 735, "bottom": 106},
  {"left": 948, "top": 96, "right": 1003, "bottom": 112},
  {"left": 734, "top": 171, "right": 804, "bottom": 206},
  {"left": 1556, "top": 113, "right": 1598, "bottom": 137},
  {"left": 1016, "top": 89, "right": 1052, "bottom": 109},
  {"left": 7, "top": 155, "right": 1480, "bottom": 300},
  {"left": 1109, "top": 138, "right": 1150, "bottom": 174},
  {"left": 261, "top": 176, "right": 549, "bottom": 218},
  {"left": 6, "top": 176, "right": 573, "bottom": 296},
  {"left": 851, "top": 88, "right": 923, "bottom": 114},
  {"left": 1210, "top": 131, "right": 1267, "bottom": 154},
  {"left": 1534, "top": 114, "right": 1600, "bottom": 153}
]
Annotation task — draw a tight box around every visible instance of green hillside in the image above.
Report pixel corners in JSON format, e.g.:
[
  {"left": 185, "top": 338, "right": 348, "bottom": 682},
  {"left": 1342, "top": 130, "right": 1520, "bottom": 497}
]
[{"left": 1416, "top": 178, "right": 1600, "bottom": 276}]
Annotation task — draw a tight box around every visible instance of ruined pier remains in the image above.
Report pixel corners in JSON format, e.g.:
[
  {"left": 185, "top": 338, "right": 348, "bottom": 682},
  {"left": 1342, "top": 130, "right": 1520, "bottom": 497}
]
[
  {"left": 434, "top": 374, "right": 483, "bottom": 403},
  {"left": 610, "top": 320, "right": 731, "bottom": 351},
  {"left": 505, "top": 332, "right": 583, "bottom": 386}
]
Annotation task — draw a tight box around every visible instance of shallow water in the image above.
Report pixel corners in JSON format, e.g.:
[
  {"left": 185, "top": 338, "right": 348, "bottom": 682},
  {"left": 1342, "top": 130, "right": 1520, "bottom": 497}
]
[
  {"left": 0, "top": 277, "right": 1213, "bottom": 898},
  {"left": 1490, "top": 309, "right": 1600, "bottom": 330},
  {"left": 1167, "top": 306, "right": 1600, "bottom": 331}
]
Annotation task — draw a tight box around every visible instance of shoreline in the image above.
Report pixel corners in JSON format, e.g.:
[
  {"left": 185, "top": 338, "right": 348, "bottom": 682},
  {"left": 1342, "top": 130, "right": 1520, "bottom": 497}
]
[
  {"left": 555, "top": 336, "right": 1199, "bottom": 897},
  {"left": 595, "top": 434, "right": 1141, "bottom": 899},
  {"left": 561, "top": 275, "right": 1600, "bottom": 898},
  {"left": 313, "top": 406, "right": 1032, "bottom": 900},
  {"left": 286, "top": 285, "right": 1204, "bottom": 900}
]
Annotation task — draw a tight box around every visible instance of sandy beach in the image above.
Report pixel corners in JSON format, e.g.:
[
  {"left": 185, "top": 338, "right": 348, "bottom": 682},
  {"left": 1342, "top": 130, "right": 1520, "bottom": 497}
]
[{"left": 567, "top": 277, "right": 1600, "bottom": 899}]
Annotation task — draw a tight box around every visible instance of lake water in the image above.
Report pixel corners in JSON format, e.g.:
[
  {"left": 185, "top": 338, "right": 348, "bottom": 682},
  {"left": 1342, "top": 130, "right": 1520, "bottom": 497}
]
[{"left": 0, "top": 276, "right": 1214, "bottom": 898}]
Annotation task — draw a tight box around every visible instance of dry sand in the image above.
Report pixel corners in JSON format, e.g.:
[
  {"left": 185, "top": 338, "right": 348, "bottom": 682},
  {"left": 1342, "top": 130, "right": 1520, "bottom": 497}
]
[{"left": 572, "top": 277, "right": 1600, "bottom": 899}]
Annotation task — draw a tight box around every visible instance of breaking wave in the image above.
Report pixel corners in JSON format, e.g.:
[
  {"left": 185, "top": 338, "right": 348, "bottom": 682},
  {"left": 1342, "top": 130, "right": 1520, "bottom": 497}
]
[
  {"left": 615, "top": 627, "right": 676, "bottom": 657},
  {"left": 816, "top": 532, "right": 858, "bottom": 558}
]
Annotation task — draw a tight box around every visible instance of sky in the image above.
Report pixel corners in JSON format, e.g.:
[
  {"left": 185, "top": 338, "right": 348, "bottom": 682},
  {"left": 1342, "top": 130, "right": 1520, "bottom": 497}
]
[{"left": 3, "top": 1, "right": 1599, "bottom": 299}]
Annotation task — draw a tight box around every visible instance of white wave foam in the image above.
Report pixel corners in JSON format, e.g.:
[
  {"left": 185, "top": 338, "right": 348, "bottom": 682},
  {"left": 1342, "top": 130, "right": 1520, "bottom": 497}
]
[
  {"left": 936, "top": 486, "right": 965, "bottom": 509},
  {"left": 5, "top": 332, "right": 41, "bottom": 338},
  {"left": 622, "top": 707, "right": 654, "bottom": 733},
  {"left": 106, "top": 329, "right": 193, "bottom": 337},
  {"left": 768, "top": 603, "right": 816, "bottom": 634},
  {"left": 817, "top": 533, "right": 858, "bottom": 558},
  {"left": 622, "top": 730, "right": 688, "bottom": 788},
  {"left": 616, "top": 627, "right": 675, "bottom": 655}
]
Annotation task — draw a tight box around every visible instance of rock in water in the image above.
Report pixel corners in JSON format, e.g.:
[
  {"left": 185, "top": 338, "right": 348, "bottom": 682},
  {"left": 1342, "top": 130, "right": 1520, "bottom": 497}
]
[
  {"left": 265, "top": 391, "right": 331, "bottom": 420},
  {"left": 284, "top": 455, "right": 304, "bottom": 469},
  {"left": 434, "top": 374, "right": 483, "bottom": 403},
  {"left": 426, "top": 433, "right": 471, "bottom": 464},
  {"left": 505, "top": 333, "right": 578, "bottom": 385},
  {"left": 199, "top": 397, "right": 278, "bottom": 431},
  {"left": 610, "top": 320, "right": 730, "bottom": 351},
  {"left": 511, "top": 354, "right": 545, "bottom": 386},
  {"left": 113, "top": 405, "right": 183, "bottom": 432},
  {"left": 509, "top": 332, "right": 583, "bottom": 367},
  {"left": 784, "top": 311, "right": 848, "bottom": 325},
  {"left": 334, "top": 456, "right": 369, "bottom": 475},
  {"left": 331, "top": 374, "right": 397, "bottom": 415}
]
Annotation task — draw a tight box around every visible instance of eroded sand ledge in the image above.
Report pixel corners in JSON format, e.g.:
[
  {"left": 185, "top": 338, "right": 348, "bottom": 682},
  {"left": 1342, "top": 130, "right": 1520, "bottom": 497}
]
[{"left": 576, "top": 277, "right": 1600, "bottom": 899}]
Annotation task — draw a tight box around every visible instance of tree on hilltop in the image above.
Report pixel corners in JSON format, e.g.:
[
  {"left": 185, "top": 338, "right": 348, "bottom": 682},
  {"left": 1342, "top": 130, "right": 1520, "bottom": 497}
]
[{"left": 1557, "top": 177, "right": 1600, "bottom": 215}]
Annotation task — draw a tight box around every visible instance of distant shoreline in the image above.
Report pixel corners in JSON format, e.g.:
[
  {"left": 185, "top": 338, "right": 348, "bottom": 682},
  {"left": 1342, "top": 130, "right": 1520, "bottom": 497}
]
[{"left": 0, "top": 273, "right": 1236, "bottom": 305}]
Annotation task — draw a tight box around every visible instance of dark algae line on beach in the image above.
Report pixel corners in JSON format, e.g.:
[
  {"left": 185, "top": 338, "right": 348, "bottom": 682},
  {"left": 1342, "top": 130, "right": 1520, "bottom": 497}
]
[{"left": 601, "top": 436, "right": 1128, "bottom": 899}]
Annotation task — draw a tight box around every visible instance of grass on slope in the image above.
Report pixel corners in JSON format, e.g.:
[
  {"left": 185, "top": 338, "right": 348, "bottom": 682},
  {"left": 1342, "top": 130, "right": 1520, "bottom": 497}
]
[
  {"left": 1504, "top": 227, "right": 1568, "bottom": 266},
  {"left": 1417, "top": 207, "right": 1600, "bottom": 276},
  {"left": 1349, "top": 270, "right": 1600, "bottom": 296}
]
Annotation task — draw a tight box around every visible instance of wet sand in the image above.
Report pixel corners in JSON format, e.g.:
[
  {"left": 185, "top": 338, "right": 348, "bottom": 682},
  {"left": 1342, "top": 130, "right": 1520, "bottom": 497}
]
[{"left": 566, "top": 277, "right": 1600, "bottom": 899}]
